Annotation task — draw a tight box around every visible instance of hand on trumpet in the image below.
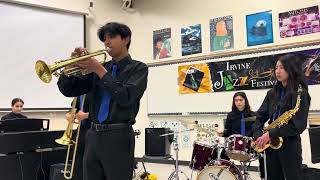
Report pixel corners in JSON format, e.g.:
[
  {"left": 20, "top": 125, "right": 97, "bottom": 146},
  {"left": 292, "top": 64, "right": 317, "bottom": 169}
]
[{"left": 71, "top": 47, "right": 107, "bottom": 78}]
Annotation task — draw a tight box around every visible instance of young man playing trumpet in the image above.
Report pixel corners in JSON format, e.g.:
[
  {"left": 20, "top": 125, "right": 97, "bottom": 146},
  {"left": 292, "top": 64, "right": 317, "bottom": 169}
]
[{"left": 58, "top": 22, "right": 148, "bottom": 180}]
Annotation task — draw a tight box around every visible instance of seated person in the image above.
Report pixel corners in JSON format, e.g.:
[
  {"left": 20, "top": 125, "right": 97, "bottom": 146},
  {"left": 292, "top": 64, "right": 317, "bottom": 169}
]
[
  {"left": 1, "top": 98, "right": 27, "bottom": 120},
  {"left": 217, "top": 92, "right": 265, "bottom": 179}
]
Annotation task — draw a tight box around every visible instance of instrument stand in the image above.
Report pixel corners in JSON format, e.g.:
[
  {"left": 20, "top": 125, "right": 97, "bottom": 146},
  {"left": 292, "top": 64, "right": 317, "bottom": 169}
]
[
  {"left": 161, "top": 131, "right": 191, "bottom": 180},
  {"left": 240, "top": 161, "right": 253, "bottom": 180}
]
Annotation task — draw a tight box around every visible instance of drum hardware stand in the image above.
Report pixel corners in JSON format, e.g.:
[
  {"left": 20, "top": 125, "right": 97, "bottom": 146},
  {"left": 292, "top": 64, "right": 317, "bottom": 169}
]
[
  {"left": 190, "top": 156, "right": 196, "bottom": 180},
  {"left": 160, "top": 129, "right": 192, "bottom": 180},
  {"left": 240, "top": 161, "right": 253, "bottom": 180}
]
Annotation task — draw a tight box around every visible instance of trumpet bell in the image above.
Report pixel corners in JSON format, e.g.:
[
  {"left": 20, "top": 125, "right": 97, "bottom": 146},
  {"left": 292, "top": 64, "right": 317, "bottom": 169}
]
[{"left": 35, "top": 60, "right": 52, "bottom": 83}]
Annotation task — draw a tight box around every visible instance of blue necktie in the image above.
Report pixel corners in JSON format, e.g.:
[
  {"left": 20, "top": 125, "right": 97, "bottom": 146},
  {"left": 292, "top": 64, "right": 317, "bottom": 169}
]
[
  {"left": 240, "top": 112, "right": 245, "bottom": 135},
  {"left": 98, "top": 64, "right": 117, "bottom": 123},
  {"left": 79, "top": 95, "right": 84, "bottom": 111},
  {"left": 272, "top": 89, "right": 285, "bottom": 121}
]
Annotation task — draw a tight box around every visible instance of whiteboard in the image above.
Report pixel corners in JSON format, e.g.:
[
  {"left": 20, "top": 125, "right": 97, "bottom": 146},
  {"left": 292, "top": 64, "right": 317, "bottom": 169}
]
[
  {"left": 147, "top": 44, "right": 320, "bottom": 115},
  {"left": 0, "top": 2, "right": 85, "bottom": 109}
]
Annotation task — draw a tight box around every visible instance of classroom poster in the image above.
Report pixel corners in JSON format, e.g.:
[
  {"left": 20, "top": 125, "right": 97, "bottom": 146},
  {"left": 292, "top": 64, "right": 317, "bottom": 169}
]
[
  {"left": 153, "top": 28, "right": 172, "bottom": 60},
  {"left": 178, "top": 63, "right": 212, "bottom": 94},
  {"left": 294, "top": 49, "right": 320, "bottom": 85},
  {"left": 181, "top": 24, "right": 202, "bottom": 56},
  {"left": 272, "top": 49, "right": 320, "bottom": 85},
  {"left": 210, "top": 15, "right": 234, "bottom": 52},
  {"left": 246, "top": 11, "right": 274, "bottom": 46},
  {"left": 279, "top": 6, "right": 320, "bottom": 38}
]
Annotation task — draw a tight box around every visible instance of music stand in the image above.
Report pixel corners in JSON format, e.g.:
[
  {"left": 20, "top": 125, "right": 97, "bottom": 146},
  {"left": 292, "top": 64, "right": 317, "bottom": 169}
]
[{"left": 0, "top": 118, "right": 49, "bottom": 133}]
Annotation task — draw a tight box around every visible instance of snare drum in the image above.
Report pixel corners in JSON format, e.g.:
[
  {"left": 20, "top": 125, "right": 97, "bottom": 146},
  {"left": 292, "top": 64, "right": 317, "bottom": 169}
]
[
  {"left": 189, "top": 142, "right": 216, "bottom": 170},
  {"left": 197, "top": 159, "right": 243, "bottom": 180},
  {"left": 225, "top": 134, "right": 255, "bottom": 161}
]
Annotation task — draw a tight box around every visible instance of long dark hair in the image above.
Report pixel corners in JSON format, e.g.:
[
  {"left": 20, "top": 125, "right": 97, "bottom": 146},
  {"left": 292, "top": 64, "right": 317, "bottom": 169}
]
[
  {"left": 232, "top": 92, "right": 252, "bottom": 114},
  {"left": 271, "top": 54, "right": 309, "bottom": 110}
]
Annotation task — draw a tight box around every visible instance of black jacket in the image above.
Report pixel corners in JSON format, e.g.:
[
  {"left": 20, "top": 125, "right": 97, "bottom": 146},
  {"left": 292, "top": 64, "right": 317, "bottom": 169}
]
[
  {"left": 223, "top": 110, "right": 256, "bottom": 137},
  {"left": 1, "top": 112, "right": 27, "bottom": 120},
  {"left": 252, "top": 88, "right": 310, "bottom": 139},
  {"left": 57, "top": 55, "right": 148, "bottom": 125}
]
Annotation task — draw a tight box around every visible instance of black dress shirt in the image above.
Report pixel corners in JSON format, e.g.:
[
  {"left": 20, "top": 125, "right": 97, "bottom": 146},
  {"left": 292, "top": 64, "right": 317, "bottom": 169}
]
[
  {"left": 1, "top": 112, "right": 27, "bottom": 120},
  {"left": 223, "top": 111, "right": 256, "bottom": 137},
  {"left": 252, "top": 88, "right": 310, "bottom": 139},
  {"left": 57, "top": 55, "right": 148, "bottom": 124}
]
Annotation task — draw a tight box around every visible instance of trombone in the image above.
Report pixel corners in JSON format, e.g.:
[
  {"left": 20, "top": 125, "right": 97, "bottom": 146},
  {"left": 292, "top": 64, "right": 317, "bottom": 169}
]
[
  {"left": 55, "top": 97, "right": 80, "bottom": 179},
  {"left": 35, "top": 49, "right": 107, "bottom": 83}
]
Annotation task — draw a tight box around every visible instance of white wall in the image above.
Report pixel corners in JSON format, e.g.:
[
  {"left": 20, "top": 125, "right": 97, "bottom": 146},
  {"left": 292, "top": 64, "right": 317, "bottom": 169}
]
[{"left": 3, "top": 0, "right": 320, "bottom": 168}]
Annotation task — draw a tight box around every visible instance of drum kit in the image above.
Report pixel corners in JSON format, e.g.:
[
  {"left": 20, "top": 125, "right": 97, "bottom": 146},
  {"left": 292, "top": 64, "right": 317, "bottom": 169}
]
[
  {"left": 162, "top": 120, "right": 260, "bottom": 180},
  {"left": 191, "top": 133, "right": 258, "bottom": 180}
]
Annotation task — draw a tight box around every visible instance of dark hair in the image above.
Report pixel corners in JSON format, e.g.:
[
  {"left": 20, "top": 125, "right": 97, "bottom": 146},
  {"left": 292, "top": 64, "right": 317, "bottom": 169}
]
[
  {"left": 231, "top": 92, "right": 251, "bottom": 113},
  {"left": 11, "top": 98, "right": 24, "bottom": 106},
  {"left": 97, "top": 22, "right": 131, "bottom": 49},
  {"left": 271, "top": 54, "right": 310, "bottom": 109},
  {"left": 154, "top": 37, "right": 164, "bottom": 44}
]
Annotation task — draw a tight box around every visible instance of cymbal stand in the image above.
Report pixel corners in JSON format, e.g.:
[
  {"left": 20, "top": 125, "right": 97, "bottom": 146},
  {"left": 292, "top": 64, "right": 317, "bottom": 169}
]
[
  {"left": 240, "top": 161, "right": 253, "bottom": 180},
  {"left": 160, "top": 129, "right": 192, "bottom": 180}
]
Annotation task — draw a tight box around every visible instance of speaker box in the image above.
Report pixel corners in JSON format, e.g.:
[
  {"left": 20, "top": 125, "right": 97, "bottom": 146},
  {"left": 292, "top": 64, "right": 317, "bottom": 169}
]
[
  {"left": 49, "top": 163, "right": 70, "bottom": 180},
  {"left": 145, "top": 128, "right": 172, "bottom": 156},
  {"left": 309, "top": 125, "right": 320, "bottom": 163},
  {"left": 302, "top": 165, "right": 320, "bottom": 180}
]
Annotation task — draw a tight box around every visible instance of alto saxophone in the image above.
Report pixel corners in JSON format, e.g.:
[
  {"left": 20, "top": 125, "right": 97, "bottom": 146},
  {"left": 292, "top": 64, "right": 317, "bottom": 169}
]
[{"left": 251, "top": 85, "right": 303, "bottom": 153}]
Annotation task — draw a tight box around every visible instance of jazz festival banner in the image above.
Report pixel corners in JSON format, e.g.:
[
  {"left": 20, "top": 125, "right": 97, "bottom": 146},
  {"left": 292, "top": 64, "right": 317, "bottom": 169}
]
[{"left": 178, "top": 48, "right": 320, "bottom": 94}]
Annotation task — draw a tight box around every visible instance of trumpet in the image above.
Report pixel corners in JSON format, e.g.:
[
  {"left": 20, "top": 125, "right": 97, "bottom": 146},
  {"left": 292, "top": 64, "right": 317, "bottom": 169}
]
[{"left": 35, "top": 49, "right": 108, "bottom": 83}]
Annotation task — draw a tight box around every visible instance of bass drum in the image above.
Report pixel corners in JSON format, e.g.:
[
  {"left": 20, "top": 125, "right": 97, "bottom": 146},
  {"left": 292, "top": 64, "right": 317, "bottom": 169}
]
[{"left": 197, "top": 159, "right": 243, "bottom": 180}]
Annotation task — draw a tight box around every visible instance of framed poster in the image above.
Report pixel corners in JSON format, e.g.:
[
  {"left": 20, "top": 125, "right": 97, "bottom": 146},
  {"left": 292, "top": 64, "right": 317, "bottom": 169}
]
[
  {"left": 181, "top": 24, "right": 202, "bottom": 56},
  {"left": 210, "top": 15, "right": 234, "bottom": 52},
  {"left": 246, "top": 11, "right": 274, "bottom": 46},
  {"left": 279, "top": 6, "right": 320, "bottom": 38},
  {"left": 153, "top": 28, "right": 172, "bottom": 60}
]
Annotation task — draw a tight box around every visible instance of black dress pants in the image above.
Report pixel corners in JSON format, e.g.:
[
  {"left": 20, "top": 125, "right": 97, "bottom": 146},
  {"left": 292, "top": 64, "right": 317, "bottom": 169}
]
[
  {"left": 83, "top": 126, "right": 135, "bottom": 180},
  {"left": 265, "top": 136, "right": 302, "bottom": 180}
]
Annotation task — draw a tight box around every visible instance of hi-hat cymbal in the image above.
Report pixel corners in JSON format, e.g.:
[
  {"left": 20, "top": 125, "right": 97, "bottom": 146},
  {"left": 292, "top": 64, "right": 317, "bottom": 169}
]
[
  {"left": 193, "top": 125, "right": 216, "bottom": 136},
  {"left": 177, "top": 119, "right": 197, "bottom": 126},
  {"left": 177, "top": 119, "right": 217, "bottom": 135}
]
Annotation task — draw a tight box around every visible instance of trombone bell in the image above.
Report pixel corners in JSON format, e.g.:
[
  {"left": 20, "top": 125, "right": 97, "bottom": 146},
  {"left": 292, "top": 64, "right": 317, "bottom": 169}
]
[{"left": 55, "top": 132, "right": 73, "bottom": 146}]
